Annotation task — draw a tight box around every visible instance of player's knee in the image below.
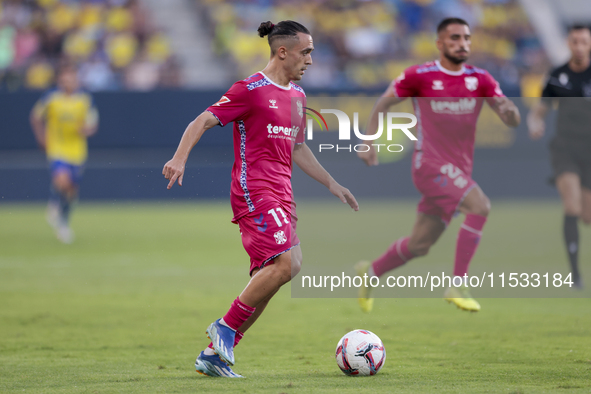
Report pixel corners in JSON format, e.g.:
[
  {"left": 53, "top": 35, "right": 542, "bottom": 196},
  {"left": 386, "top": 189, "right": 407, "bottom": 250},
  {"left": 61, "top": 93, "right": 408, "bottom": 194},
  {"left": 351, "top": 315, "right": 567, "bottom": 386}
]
[
  {"left": 271, "top": 253, "right": 293, "bottom": 284},
  {"left": 290, "top": 247, "right": 303, "bottom": 278},
  {"left": 291, "top": 256, "right": 302, "bottom": 279},
  {"left": 473, "top": 197, "right": 491, "bottom": 217},
  {"left": 53, "top": 172, "right": 73, "bottom": 192},
  {"left": 291, "top": 258, "right": 302, "bottom": 278}
]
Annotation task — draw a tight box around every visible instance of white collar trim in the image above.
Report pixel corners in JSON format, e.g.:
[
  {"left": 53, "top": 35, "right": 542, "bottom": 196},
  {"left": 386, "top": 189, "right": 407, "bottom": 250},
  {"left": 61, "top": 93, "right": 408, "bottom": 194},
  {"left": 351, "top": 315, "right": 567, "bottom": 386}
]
[
  {"left": 435, "top": 60, "right": 465, "bottom": 76},
  {"left": 258, "top": 71, "right": 291, "bottom": 90}
]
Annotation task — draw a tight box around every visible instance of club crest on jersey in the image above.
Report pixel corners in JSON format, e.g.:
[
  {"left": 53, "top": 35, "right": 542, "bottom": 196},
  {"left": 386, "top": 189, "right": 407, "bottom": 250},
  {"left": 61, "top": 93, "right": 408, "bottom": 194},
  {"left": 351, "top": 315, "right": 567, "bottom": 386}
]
[
  {"left": 213, "top": 96, "right": 230, "bottom": 106},
  {"left": 465, "top": 77, "right": 478, "bottom": 92},
  {"left": 559, "top": 73, "right": 569, "bottom": 86},
  {"left": 269, "top": 99, "right": 279, "bottom": 109},
  {"left": 432, "top": 80, "right": 444, "bottom": 90},
  {"left": 274, "top": 230, "right": 287, "bottom": 245},
  {"left": 297, "top": 100, "right": 303, "bottom": 118}
]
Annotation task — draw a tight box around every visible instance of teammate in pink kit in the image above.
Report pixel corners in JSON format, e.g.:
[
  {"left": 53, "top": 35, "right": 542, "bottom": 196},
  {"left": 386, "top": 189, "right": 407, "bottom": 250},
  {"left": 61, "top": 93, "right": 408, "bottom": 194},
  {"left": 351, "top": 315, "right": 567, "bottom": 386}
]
[
  {"left": 356, "top": 18, "right": 521, "bottom": 313},
  {"left": 163, "top": 20, "right": 358, "bottom": 377}
]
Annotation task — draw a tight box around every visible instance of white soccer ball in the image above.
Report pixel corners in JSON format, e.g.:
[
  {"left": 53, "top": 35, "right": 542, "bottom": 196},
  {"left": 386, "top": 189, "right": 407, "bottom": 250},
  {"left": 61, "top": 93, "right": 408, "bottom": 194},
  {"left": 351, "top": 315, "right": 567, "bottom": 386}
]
[{"left": 335, "top": 329, "right": 386, "bottom": 376}]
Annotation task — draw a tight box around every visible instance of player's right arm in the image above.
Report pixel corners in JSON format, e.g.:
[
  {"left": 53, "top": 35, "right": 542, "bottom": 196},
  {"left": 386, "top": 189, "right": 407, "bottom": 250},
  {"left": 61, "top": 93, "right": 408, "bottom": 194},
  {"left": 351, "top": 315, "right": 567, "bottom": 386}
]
[
  {"left": 30, "top": 95, "right": 48, "bottom": 151},
  {"left": 358, "top": 74, "right": 408, "bottom": 167},
  {"left": 527, "top": 100, "right": 550, "bottom": 140},
  {"left": 163, "top": 82, "right": 249, "bottom": 189},
  {"left": 527, "top": 73, "right": 555, "bottom": 140},
  {"left": 163, "top": 111, "right": 220, "bottom": 189}
]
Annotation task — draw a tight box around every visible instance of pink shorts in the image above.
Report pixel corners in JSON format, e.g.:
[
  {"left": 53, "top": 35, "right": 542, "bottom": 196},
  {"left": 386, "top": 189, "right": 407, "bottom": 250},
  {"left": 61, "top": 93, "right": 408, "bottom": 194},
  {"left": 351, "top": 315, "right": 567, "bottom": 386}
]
[
  {"left": 412, "top": 156, "right": 477, "bottom": 226},
  {"left": 236, "top": 196, "right": 300, "bottom": 275}
]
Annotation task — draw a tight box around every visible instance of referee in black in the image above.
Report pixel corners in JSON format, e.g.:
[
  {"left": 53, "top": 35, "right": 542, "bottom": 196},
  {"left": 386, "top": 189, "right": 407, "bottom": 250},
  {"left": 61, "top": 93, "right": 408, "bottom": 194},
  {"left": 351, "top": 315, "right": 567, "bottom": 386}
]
[{"left": 527, "top": 25, "right": 591, "bottom": 289}]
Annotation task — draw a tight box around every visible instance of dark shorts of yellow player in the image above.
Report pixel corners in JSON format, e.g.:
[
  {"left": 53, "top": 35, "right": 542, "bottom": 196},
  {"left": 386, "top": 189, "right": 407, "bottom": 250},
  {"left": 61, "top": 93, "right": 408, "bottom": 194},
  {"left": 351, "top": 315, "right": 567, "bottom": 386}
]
[{"left": 49, "top": 160, "right": 85, "bottom": 186}]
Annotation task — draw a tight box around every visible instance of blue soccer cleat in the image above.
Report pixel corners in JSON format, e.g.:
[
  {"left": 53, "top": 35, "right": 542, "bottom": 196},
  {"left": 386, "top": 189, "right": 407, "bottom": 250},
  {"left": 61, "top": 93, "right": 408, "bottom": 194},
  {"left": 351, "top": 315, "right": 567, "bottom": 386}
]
[
  {"left": 195, "top": 351, "right": 243, "bottom": 378},
  {"left": 206, "top": 319, "right": 236, "bottom": 366}
]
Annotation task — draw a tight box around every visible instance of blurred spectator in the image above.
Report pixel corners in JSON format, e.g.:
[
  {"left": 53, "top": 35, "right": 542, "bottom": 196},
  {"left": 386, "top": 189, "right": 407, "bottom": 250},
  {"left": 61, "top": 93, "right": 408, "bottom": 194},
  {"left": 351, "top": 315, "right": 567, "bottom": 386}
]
[
  {"left": 79, "top": 53, "right": 119, "bottom": 91},
  {"left": 13, "top": 27, "right": 40, "bottom": 67},
  {"left": 25, "top": 57, "right": 54, "bottom": 89},
  {"left": 124, "top": 50, "right": 159, "bottom": 90},
  {"left": 106, "top": 30, "right": 138, "bottom": 69},
  {"left": 159, "top": 55, "right": 182, "bottom": 89},
  {"left": 145, "top": 31, "right": 171, "bottom": 64},
  {"left": 0, "top": 24, "right": 16, "bottom": 71},
  {"left": 0, "top": 0, "right": 180, "bottom": 91},
  {"left": 46, "top": 2, "right": 77, "bottom": 35},
  {"left": 105, "top": 4, "right": 133, "bottom": 33}
]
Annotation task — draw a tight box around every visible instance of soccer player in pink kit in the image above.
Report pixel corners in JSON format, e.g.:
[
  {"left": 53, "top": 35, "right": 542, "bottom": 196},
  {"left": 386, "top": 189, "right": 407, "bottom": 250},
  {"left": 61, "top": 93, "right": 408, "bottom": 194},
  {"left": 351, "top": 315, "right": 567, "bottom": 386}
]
[
  {"left": 163, "top": 21, "right": 358, "bottom": 378},
  {"left": 356, "top": 18, "right": 521, "bottom": 313}
]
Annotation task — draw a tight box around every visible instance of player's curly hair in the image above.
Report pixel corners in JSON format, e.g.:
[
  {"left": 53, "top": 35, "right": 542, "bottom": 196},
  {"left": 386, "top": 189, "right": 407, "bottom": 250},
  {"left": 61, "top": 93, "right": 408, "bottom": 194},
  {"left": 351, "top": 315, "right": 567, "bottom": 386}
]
[{"left": 258, "top": 20, "right": 310, "bottom": 54}]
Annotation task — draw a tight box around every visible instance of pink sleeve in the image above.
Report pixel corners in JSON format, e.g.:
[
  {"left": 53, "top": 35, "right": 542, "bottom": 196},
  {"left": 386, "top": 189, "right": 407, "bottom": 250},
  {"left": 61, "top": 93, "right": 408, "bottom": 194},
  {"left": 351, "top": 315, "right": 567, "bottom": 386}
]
[
  {"left": 482, "top": 71, "right": 505, "bottom": 98},
  {"left": 206, "top": 82, "right": 250, "bottom": 126},
  {"left": 392, "top": 67, "right": 419, "bottom": 98}
]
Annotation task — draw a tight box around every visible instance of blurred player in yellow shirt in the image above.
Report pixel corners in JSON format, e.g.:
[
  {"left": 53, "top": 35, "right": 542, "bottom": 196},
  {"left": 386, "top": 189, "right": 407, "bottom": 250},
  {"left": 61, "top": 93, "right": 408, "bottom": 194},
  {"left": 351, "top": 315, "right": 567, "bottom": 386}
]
[{"left": 30, "top": 66, "right": 99, "bottom": 243}]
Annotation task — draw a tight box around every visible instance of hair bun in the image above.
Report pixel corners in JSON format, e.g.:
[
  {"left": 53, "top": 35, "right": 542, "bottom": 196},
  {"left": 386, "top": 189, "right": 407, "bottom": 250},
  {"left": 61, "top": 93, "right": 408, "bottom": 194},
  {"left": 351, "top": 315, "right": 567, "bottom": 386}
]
[{"left": 258, "top": 21, "right": 275, "bottom": 38}]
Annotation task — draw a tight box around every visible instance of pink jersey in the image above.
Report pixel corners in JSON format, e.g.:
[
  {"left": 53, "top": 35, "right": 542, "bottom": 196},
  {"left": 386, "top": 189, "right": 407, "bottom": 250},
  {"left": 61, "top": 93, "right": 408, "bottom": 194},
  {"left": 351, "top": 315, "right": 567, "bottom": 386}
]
[
  {"left": 207, "top": 72, "right": 306, "bottom": 222},
  {"left": 392, "top": 60, "right": 504, "bottom": 175}
]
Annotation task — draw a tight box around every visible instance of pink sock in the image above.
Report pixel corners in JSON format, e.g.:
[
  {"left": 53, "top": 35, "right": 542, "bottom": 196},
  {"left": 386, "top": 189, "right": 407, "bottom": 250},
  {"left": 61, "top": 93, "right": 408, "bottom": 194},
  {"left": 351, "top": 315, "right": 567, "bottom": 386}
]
[
  {"left": 454, "top": 214, "right": 487, "bottom": 277},
  {"left": 208, "top": 330, "right": 244, "bottom": 349},
  {"left": 372, "top": 237, "right": 414, "bottom": 277},
  {"left": 221, "top": 297, "right": 256, "bottom": 331}
]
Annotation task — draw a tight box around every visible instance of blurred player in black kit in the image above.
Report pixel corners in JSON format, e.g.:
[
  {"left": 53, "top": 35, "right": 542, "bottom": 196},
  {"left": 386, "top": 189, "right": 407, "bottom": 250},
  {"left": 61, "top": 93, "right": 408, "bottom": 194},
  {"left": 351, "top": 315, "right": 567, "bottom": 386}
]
[{"left": 528, "top": 25, "right": 591, "bottom": 289}]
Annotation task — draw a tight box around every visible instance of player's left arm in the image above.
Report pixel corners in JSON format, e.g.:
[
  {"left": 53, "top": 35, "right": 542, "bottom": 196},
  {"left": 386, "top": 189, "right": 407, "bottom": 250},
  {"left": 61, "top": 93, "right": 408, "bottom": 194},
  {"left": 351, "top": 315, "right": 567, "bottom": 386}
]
[
  {"left": 490, "top": 96, "right": 521, "bottom": 128},
  {"left": 82, "top": 106, "right": 99, "bottom": 137},
  {"left": 293, "top": 143, "right": 359, "bottom": 211},
  {"left": 483, "top": 73, "right": 521, "bottom": 127}
]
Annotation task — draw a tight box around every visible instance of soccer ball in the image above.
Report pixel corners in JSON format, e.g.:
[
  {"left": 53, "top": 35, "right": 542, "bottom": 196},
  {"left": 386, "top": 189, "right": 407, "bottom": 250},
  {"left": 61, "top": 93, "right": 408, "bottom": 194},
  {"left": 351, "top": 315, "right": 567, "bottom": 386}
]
[{"left": 335, "top": 329, "right": 386, "bottom": 376}]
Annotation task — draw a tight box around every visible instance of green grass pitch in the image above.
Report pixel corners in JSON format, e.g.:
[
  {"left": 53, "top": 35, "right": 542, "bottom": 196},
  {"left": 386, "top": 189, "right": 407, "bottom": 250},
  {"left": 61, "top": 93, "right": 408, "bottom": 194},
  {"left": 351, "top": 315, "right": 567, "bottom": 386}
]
[{"left": 0, "top": 201, "right": 590, "bottom": 393}]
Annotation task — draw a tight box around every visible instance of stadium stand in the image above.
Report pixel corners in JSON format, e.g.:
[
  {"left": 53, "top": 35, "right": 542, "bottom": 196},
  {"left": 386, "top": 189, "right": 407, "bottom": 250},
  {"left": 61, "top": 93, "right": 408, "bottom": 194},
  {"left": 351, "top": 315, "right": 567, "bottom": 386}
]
[
  {"left": 0, "top": 0, "right": 181, "bottom": 91},
  {"left": 197, "top": 0, "right": 549, "bottom": 95}
]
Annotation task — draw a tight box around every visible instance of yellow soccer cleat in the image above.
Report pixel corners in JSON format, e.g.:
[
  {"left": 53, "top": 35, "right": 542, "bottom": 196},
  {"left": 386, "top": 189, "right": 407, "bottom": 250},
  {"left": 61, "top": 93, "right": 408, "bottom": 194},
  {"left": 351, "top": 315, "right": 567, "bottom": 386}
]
[
  {"left": 355, "top": 261, "right": 374, "bottom": 313},
  {"left": 444, "top": 286, "right": 481, "bottom": 312}
]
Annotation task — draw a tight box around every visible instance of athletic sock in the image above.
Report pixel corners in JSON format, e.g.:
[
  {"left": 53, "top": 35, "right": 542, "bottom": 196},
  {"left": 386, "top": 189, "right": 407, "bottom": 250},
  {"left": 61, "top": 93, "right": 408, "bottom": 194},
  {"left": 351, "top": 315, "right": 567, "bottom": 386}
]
[
  {"left": 564, "top": 215, "right": 580, "bottom": 284},
  {"left": 371, "top": 237, "right": 414, "bottom": 278},
  {"left": 59, "top": 193, "right": 72, "bottom": 225},
  {"left": 49, "top": 185, "right": 60, "bottom": 206},
  {"left": 221, "top": 298, "right": 256, "bottom": 331},
  {"left": 454, "top": 214, "right": 487, "bottom": 277}
]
